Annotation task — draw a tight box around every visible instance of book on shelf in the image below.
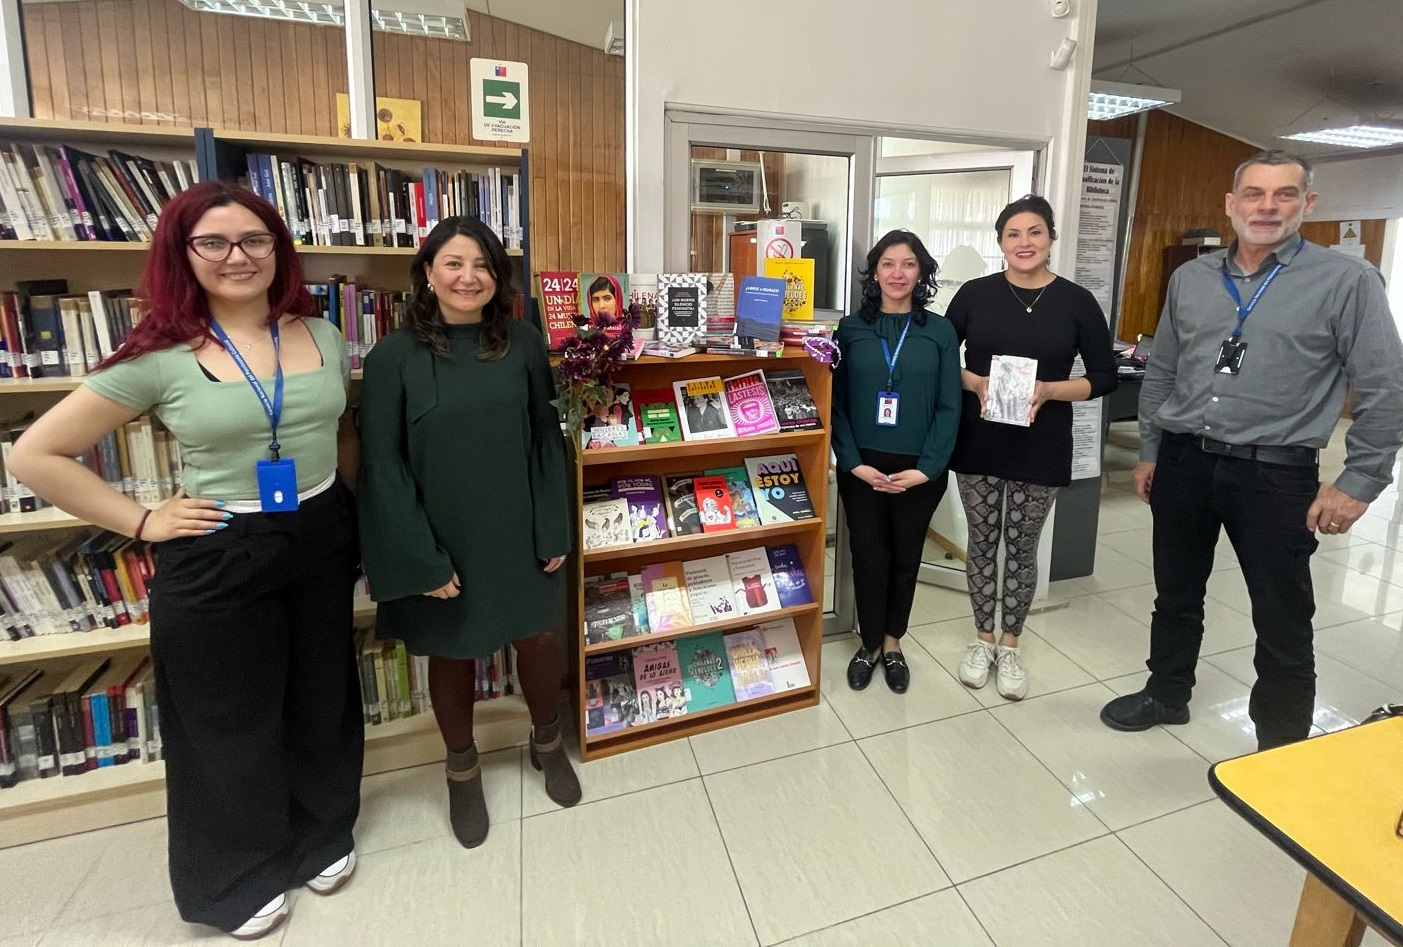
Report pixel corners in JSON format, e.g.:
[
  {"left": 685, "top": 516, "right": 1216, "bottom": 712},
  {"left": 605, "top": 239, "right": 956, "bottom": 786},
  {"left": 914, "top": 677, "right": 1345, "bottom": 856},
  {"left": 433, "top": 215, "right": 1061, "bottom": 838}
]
[
  {"left": 704, "top": 272, "right": 736, "bottom": 322},
  {"left": 640, "top": 561, "right": 692, "bottom": 632},
  {"left": 611, "top": 474, "right": 669, "bottom": 542},
  {"left": 735, "top": 275, "right": 786, "bottom": 344},
  {"left": 582, "top": 496, "right": 630, "bottom": 550},
  {"left": 640, "top": 340, "right": 696, "bottom": 359},
  {"left": 663, "top": 474, "right": 702, "bottom": 537},
  {"left": 766, "top": 543, "right": 814, "bottom": 609},
  {"left": 722, "top": 370, "right": 780, "bottom": 438},
  {"left": 763, "top": 369, "right": 821, "bottom": 432},
  {"left": 680, "top": 554, "right": 740, "bottom": 624},
  {"left": 744, "top": 453, "right": 816, "bottom": 523},
  {"left": 584, "top": 651, "right": 637, "bottom": 735},
  {"left": 537, "top": 271, "right": 581, "bottom": 351},
  {"left": 627, "top": 573, "right": 650, "bottom": 636},
  {"left": 672, "top": 376, "right": 735, "bottom": 441},
  {"left": 577, "top": 273, "right": 630, "bottom": 328},
  {"left": 676, "top": 631, "right": 736, "bottom": 712},
  {"left": 763, "top": 257, "right": 816, "bottom": 322},
  {"left": 0, "top": 530, "right": 161, "bottom": 640},
  {"left": 724, "top": 546, "right": 780, "bottom": 617},
  {"left": 0, "top": 665, "right": 43, "bottom": 786},
  {"left": 583, "top": 571, "right": 637, "bottom": 645},
  {"left": 581, "top": 382, "right": 640, "bottom": 450},
  {"left": 655, "top": 273, "right": 707, "bottom": 346},
  {"left": 751, "top": 617, "right": 810, "bottom": 691},
  {"left": 702, "top": 465, "right": 760, "bottom": 529},
  {"left": 723, "top": 629, "right": 773, "bottom": 701},
  {"left": 628, "top": 274, "right": 659, "bottom": 330},
  {"left": 632, "top": 640, "right": 686, "bottom": 724},
  {"left": 691, "top": 474, "right": 736, "bottom": 534},
  {"left": 636, "top": 388, "right": 682, "bottom": 444}
]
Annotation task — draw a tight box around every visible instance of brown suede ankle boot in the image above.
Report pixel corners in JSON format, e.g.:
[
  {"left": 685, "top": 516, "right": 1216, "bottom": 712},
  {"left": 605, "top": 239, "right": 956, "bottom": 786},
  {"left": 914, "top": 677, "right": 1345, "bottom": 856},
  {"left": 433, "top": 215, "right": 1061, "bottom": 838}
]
[
  {"left": 529, "top": 716, "right": 582, "bottom": 808},
  {"left": 445, "top": 744, "right": 489, "bottom": 848}
]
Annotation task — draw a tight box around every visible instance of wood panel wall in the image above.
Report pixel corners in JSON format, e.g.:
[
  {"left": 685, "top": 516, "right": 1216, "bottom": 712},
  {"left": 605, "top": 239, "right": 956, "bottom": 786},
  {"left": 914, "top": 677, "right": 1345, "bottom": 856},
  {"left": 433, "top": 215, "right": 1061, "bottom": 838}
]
[
  {"left": 20, "top": 0, "right": 624, "bottom": 272},
  {"left": 1091, "top": 111, "right": 1388, "bottom": 341}
]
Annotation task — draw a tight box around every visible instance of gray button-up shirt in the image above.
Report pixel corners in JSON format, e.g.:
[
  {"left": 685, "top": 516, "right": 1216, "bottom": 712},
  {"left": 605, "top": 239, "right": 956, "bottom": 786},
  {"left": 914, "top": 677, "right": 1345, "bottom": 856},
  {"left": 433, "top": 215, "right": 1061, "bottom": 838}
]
[{"left": 1140, "top": 236, "right": 1403, "bottom": 502}]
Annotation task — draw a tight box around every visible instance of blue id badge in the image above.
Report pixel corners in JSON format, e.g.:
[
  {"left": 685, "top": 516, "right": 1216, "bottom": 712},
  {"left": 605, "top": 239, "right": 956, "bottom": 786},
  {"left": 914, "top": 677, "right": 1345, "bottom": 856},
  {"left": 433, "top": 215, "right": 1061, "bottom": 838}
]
[
  {"left": 876, "top": 391, "right": 900, "bottom": 426},
  {"left": 256, "top": 457, "right": 300, "bottom": 511}
]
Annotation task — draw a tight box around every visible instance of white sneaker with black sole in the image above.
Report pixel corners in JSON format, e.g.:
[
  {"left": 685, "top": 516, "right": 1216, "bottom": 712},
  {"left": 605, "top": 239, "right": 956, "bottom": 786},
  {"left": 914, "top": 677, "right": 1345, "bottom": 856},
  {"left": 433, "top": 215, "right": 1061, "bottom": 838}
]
[{"left": 958, "top": 639, "right": 997, "bottom": 689}]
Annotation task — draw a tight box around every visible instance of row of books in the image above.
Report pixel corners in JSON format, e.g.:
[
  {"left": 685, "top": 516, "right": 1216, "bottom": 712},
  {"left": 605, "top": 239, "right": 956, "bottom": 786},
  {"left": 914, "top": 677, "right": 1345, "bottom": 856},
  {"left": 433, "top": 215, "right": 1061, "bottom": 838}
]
[
  {"left": 0, "top": 279, "right": 144, "bottom": 378},
  {"left": 0, "top": 653, "right": 162, "bottom": 788},
  {"left": 582, "top": 453, "right": 815, "bottom": 551},
  {"left": 0, "top": 142, "right": 198, "bottom": 244},
  {"left": 354, "top": 629, "right": 514, "bottom": 727},
  {"left": 0, "top": 531, "right": 153, "bottom": 640},
  {"left": 538, "top": 271, "right": 736, "bottom": 352},
  {"left": 584, "top": 617, "right": 811, "bottom": 736},
  {"left": 584, "top": 541, "right": 812, "bottom": 646},
  {"left": 307, "top": 279, "right": 409, "bottom": 368},
  {"left": 241, "top": 152, "right": 523, "bottom": 250},
  {"left": 582, "top": 369, "right": 821, "bottom": 450}
]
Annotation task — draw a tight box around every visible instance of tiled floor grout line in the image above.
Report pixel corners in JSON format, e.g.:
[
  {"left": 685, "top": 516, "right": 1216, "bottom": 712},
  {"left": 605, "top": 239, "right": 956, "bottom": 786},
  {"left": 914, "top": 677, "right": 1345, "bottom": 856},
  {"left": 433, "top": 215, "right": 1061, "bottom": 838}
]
[
  {"left": 693, "top": 770, "right": 765, "bottom": 947},
  {"left": 1107, "top": 831, "right": 1233, "bottom": 947}
]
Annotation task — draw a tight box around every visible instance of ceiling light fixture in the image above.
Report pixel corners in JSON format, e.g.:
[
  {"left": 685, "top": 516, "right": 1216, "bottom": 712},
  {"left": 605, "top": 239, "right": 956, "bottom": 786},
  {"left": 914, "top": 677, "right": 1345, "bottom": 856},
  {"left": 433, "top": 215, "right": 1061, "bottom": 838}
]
[
  {"left": 1087, "top": 80, "right": 1181, "bottom": 121},
  {"left": 175, "top": 0, "right": 470, "bottom": 41},
  {"left": 1276, "top": 109, "right": 1403, "bottom": 150}
]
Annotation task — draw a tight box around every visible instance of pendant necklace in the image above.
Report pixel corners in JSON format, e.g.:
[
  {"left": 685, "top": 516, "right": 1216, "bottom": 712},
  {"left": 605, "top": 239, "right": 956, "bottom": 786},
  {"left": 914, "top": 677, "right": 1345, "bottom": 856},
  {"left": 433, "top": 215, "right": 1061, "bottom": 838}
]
[{"left": 1008, "top": 279, "right": 1052, "bottom": 313}]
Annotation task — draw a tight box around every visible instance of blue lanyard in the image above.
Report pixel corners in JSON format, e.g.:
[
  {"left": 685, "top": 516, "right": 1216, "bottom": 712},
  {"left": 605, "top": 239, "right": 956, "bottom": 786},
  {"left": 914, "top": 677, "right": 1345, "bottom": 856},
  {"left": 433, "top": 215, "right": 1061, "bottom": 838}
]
[
  {"left": 1219, "top": 237, "right": 1301, "bottom": 339},
  {"left": 211, "top": 320, "right": 284, "bottom": 460},
  {"left": 879, "top": 315, "right": 913, "bottom": 390}
]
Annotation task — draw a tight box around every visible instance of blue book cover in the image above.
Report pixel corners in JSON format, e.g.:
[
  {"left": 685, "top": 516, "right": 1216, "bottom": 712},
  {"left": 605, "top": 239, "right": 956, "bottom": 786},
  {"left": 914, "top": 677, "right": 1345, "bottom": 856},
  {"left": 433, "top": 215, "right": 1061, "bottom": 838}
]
[
  {"left": 735, "top": 275, "right": 785, "bottom": 342},
  {"left": 676, "top": 632, "right": 736, "bottom": 712},
  {"left": 766, "top": 543, "right": 813, "bottom": 609}
]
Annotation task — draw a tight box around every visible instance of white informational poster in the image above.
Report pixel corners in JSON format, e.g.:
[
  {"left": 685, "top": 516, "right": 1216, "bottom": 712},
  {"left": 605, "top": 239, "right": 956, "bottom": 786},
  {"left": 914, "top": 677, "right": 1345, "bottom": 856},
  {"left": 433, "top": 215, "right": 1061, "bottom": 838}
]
[
  {"left": 1074, "top": 160, "right": 1123, "bottom": 319},
  {"left": 1069, "top": 354, "right": 1102, "bottom": 480},
  {"left": 469, "top": 59, "right": 530, "bottom": 142}
]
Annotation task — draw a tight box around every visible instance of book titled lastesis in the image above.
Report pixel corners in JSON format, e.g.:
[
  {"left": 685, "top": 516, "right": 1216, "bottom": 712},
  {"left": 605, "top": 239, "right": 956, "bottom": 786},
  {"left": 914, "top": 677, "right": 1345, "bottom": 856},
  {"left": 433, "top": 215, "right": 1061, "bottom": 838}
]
[{"left": 722, "top": 370, "right": 780, "bottom": 438}]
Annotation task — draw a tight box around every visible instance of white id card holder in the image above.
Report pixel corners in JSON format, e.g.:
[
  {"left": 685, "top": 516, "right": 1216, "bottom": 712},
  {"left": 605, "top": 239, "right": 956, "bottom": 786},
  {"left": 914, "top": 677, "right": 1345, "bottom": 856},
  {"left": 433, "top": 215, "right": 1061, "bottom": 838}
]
[{"left": 876, "top": 391, "right": 900, "bottom": 426}]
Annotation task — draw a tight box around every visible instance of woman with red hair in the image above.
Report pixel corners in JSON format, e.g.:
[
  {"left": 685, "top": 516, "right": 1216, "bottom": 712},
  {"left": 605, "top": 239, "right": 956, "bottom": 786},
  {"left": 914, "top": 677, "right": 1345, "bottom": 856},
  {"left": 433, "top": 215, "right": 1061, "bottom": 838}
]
[{"left": 8, "top": 181, "right": 362, "bottom": 940}]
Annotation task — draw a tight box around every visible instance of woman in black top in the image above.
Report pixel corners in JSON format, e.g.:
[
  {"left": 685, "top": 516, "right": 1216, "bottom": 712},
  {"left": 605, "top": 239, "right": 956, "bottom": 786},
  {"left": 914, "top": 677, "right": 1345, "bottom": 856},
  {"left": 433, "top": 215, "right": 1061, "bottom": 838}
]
[
  {"left": 945, "top": 195, "right": 1117, "bottom": 700},
  {"left": 832, "top": 230, "right": 963, "bottom": 694}
]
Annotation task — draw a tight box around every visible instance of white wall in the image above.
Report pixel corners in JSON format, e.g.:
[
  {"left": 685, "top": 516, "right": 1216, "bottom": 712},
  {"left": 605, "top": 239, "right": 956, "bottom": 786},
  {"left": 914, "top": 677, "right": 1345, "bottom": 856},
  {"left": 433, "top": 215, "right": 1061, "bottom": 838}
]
[
  {"left": 626, "top": 0, "right": 1100, "bottom": 274},
  {"left": 1311, "top": 153, "right": 1403, "bottom": 221}
]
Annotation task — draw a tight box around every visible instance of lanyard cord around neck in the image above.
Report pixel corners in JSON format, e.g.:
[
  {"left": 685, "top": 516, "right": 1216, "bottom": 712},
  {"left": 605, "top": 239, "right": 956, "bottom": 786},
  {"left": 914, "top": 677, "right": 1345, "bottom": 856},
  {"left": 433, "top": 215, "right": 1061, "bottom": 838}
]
[{"left": 210, "top": 320, "right": 285, "bottom": 461}]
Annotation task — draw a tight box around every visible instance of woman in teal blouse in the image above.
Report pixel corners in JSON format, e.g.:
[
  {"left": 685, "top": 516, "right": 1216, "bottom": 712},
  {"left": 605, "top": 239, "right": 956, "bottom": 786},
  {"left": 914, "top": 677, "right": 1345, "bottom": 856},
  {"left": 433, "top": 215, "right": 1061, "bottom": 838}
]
[
  {"left": 358, "top": 217, "right": 580, "bottom": 850},
  {"left": 832, "top": 230, "right": 962, "bottom": 694}
]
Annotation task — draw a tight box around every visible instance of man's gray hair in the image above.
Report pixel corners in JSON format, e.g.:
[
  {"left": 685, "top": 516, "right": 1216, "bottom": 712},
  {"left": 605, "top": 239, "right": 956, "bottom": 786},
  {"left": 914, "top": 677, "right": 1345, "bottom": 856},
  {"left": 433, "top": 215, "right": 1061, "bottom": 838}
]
[{"left": 1233, "top": 150, "right": 1314, "bottom": 192}]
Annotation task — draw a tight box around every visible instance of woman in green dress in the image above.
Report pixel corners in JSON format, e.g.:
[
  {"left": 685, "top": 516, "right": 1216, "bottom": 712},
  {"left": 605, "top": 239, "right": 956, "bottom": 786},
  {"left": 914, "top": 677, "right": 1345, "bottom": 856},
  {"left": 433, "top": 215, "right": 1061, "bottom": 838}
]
[{"left": 358, "top": 217, "right": 580, "bottom": 849}]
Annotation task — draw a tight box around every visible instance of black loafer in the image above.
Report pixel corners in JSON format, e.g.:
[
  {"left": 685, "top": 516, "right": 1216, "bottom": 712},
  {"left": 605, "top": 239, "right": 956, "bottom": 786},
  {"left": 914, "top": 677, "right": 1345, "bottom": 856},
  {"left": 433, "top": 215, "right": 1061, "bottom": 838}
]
[
  {"left": 847, "top": 646, "right": 881, "bottom": 690},
  {"left": 1100, "top": 690, "right": 1189, "bottom": 731},
  {"left": 883, "top": 651, "right": 910, "bottom": 694}
]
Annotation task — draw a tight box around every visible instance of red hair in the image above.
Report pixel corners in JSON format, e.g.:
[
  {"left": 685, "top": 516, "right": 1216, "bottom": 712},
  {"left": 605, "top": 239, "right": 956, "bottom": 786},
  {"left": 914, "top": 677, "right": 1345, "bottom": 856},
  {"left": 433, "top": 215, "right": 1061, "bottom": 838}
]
[{"left": 96, "top": 181, "right": 313, "bottom": 369}]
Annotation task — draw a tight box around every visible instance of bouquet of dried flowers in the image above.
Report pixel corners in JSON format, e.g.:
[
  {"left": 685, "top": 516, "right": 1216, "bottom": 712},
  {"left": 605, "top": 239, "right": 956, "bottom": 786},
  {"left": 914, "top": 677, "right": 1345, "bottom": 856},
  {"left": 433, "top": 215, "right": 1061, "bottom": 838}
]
[{"left": 553, "top": 303, "right": 639, "bottom": 445}]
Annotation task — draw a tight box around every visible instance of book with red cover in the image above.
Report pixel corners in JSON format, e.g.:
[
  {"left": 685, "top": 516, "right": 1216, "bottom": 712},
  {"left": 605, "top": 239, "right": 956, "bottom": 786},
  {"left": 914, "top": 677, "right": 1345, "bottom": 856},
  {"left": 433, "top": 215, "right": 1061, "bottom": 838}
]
[
  {"left": 691, "top": 475, "right": 736, "bottom": 534},
  {"left": 538, "top": 271, "right": 581, "bottom": 351}
]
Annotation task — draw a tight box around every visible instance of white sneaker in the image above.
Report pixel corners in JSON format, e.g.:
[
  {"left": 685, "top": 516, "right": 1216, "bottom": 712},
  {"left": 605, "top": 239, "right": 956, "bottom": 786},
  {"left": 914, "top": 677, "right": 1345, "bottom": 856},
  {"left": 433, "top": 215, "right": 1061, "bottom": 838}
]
[
  {"left": 229, "top": 893, "right": 288, "bottom": 941},
  {"left": 958, "top": 639, "right": 997, "bottom": 689},
  {"left": 996, "top": 645, "right": 1029, "bottom": 700},
  {"left": 305, "top": 850, "right": 357, "bottom": 895}
]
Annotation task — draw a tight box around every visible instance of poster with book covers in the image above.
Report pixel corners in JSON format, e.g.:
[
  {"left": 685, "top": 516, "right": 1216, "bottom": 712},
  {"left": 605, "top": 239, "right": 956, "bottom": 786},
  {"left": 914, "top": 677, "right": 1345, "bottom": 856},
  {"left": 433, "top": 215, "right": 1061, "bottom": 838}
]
[
  {"left": 611, "top": 474, "right": 668, "bottom": 542},
  {"left": 763, "top": 257, "right": 816, "bottom": 321},
  {"left": 673, "top": 376, "right": 736, "bottom": 440},
  {"left": 726, "top": 546, "right": 780, "bottom": 617},
  {"left": 722, "top": 370, "right": 780, "bottom": 437},
  {"left": 632, "top": 641, "right": 687, "bottom": 724},
  {"left": 703, "top": 465, "right": 760, "bottom": 528},
  {"left": 692, "top": 475, "right": 737, "bottom": 534},
  {"left": 663, "top": 475, "right": 702, "bottom": 536},
  {"left": 985, "top": 354, "right": 1038, "bottom": 427},
  {"left": 582, "top": 497, "right": 630, "bottom": 550},
  {"left": 724, "top": 629, "right": 774, "bottom": 701},
  {"left": 537, "top": 271, "right": 580, "bottom": 351},
  {"left": 578, "top": 272, "right": 630, "bottom": 325},
  {"left": 583, "top": 572, "right": 635, "bottom": 645},
  {"left": 584, "top": 652, "right": 637, "bottom": 735},
  {"left": 764, "top": 370, "right": 821, "bottom": 432},
  {"left": 745, "top": 453, "right": 815, "bottom": 523},
  {"left": 676, "top": 632, "right": 736, "bottom": 712},
  {"left": 656, "top": 273, "right": 707, "bottom": 345},
  {"left": 682, "top": 554, "right": 741, "bottom": 623}
]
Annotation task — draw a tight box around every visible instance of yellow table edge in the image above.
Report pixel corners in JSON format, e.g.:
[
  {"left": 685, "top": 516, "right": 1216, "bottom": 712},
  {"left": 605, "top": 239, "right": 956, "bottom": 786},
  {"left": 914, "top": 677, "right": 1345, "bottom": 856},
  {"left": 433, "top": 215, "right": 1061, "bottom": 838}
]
[{"left": 1208, "top": 716, "right": 1403, "bottom": 944}]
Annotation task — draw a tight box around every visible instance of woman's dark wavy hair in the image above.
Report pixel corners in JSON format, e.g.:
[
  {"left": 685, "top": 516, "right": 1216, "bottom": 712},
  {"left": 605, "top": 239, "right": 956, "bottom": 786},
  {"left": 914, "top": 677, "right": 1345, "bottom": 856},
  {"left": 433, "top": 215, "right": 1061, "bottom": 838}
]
[
  {"left": 857, "top": 229, "right": 938, "bottom": 325},
  {"left": 97, "top": 181, "right": 312, "bottom": 369},
  {"left": 995, "top": 194, "right": 1058, "bottom": 240},
  {"left": 405, "top": 216, "right": 517, "bottom": 360}
]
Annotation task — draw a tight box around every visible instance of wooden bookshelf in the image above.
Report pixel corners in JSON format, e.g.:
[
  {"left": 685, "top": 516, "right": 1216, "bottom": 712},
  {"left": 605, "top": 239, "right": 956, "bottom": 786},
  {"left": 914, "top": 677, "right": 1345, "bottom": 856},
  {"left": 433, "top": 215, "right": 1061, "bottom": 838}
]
[
  {"left": 571, "top": 349, "right": 832, "bottom": 761},
  {"left": 0, "top": 118, "right": 535, "bottom": 846}
]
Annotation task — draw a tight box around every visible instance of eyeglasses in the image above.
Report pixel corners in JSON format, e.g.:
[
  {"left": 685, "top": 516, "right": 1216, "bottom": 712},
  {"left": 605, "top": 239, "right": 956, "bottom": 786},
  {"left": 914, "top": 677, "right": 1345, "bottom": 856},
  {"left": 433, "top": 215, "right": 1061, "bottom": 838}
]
[{"left": 187, "top": 232, "right": 277, "bottom": 262}]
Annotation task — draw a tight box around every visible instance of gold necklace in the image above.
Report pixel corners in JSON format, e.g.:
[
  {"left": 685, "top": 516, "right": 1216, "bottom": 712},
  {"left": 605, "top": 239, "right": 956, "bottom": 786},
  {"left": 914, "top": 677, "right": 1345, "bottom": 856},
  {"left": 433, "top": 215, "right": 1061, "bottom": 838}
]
[{"left": 1007, "top": 278, "right": 1053, "bottom": 314}]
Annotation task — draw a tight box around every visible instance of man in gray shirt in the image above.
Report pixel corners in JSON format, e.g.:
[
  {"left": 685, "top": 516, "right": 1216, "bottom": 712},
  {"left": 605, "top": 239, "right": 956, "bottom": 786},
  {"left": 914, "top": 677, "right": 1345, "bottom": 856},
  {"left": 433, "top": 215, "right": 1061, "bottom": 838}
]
[{"left": 1100, "top": 150, "right": 1403, "bottom": 751}]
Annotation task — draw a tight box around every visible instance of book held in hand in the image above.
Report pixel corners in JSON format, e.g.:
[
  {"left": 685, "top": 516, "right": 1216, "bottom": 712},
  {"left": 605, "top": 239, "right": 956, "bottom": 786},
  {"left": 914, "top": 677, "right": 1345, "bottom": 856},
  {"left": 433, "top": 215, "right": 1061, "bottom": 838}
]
[
  {"left": 744, "top": 453, "right": 815, "bottom": 523},
  {"left": 672, "top": 376, "right": 736, "bottom": 441},
  {"left": 985, "top": 354, "right": 1038, "bottom": 427}
]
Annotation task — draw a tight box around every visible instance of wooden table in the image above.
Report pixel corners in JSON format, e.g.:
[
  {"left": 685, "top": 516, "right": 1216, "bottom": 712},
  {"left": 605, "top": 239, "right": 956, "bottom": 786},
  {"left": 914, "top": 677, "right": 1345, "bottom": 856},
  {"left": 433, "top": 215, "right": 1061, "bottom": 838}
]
[{"left": 1209, "top": 717, "right": 1403, "bottom": 947}]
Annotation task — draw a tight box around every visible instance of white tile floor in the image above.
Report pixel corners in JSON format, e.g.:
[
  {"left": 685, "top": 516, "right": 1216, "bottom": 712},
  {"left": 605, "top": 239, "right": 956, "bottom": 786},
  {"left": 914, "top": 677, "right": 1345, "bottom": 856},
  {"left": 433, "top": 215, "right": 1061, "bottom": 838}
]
[{"left": 3, "top": 421, "right": 1400, "bottom": 946}]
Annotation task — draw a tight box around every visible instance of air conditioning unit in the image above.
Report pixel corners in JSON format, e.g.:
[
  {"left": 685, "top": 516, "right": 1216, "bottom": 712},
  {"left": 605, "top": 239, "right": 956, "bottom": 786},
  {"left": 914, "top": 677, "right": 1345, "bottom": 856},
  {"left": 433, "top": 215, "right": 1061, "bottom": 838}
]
[
  {"left": 604, "top": 21, "right": 624, "bottom": 56},
  {"left": 691, "top": 160, "right": 762, "bottom": 214}
]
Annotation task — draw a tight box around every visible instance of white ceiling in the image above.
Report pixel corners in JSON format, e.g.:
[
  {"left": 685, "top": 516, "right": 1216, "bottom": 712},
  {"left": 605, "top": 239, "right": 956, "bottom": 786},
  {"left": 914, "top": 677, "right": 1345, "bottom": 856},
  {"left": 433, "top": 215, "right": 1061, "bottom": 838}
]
[{"left": 483, "top": 0, "right": 1400, "bottom": 159}]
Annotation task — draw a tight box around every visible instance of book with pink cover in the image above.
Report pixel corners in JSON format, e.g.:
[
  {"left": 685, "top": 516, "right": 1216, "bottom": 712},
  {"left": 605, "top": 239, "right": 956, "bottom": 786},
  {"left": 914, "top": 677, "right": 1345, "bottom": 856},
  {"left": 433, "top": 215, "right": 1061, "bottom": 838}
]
[
  {"left": 722, "top": 370, "right": 780, "bottom": 437},
  {"left": 632, "top": 641, "right": 687, "bottom": 724}
]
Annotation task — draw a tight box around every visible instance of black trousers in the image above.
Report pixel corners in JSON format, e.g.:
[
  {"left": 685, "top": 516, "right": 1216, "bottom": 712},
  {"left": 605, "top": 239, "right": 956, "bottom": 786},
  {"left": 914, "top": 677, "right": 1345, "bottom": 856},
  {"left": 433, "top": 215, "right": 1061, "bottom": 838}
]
[
  {"left": 1145, "top": 433, "right": 1320, "bottom": 750},
  {"left": 149, "top": 481, "right": 364, "bottom": 932},
  {"left": 838, "top": 449, "right": 948, "bottom": 651}
]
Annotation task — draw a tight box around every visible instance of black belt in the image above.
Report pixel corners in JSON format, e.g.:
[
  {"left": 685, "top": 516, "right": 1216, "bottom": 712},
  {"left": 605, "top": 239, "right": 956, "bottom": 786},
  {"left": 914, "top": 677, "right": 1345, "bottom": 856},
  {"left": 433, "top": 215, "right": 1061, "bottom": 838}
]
[{"left": 1193, "top": 435, "right": 1318, "bottom": 467}]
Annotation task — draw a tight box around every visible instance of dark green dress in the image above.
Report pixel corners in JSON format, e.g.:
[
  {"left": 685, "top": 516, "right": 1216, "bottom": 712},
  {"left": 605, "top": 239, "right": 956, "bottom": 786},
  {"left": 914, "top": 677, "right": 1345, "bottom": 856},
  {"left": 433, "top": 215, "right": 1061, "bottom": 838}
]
[{"left": 357, "top": 320, "right": 572, "bottom": 659}]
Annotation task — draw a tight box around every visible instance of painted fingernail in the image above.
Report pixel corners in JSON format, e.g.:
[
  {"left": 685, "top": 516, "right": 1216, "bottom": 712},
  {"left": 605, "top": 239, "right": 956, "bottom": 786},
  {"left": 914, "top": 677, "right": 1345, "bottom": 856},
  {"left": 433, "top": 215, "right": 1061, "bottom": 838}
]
[
  {"left": 222, "top": 512, "right": 233, "bottom": 520},
  {"left": 216, "top": 522, "right": 229, "bottom": 530},
  {"left": 204, "top": 528, "right": 216, "bottom": 535},
  {"left": 215, "top": 500, "right": 227, "bottom": 508}
]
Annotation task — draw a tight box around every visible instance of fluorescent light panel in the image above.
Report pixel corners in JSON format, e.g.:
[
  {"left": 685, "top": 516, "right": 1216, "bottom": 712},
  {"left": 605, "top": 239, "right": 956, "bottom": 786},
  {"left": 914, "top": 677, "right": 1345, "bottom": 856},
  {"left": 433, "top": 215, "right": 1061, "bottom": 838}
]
[
  {"left": 1088, "top": 80, "right": 1181, "bottom": 121},
  {"left": 1279, "top": 122, "right": 1403, "bottom": 149},
  {"left": 176, "top": 0, "right": 468, "bottom": 40}
]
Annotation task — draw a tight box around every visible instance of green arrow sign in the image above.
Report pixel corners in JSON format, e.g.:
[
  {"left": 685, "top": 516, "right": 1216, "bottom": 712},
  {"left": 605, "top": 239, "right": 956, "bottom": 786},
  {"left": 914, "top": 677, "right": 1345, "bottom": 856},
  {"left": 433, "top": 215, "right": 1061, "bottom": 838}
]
[{"left": 483, "top": 79, "right": 521, "bottom": 119}]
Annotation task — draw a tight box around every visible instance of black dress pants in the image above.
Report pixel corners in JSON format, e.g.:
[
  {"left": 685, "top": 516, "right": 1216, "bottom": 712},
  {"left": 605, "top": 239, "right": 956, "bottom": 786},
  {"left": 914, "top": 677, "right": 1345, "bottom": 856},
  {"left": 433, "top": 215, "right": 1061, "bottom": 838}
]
[
  {"left": 1145, "top": 433, "right": 1320, "bottom": 750},
  {"left": 149, "top": 481, "right": 364, "bottom": 932},
  {"left": 838, "top": 449, "right": 948, "bottom": 651}
]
